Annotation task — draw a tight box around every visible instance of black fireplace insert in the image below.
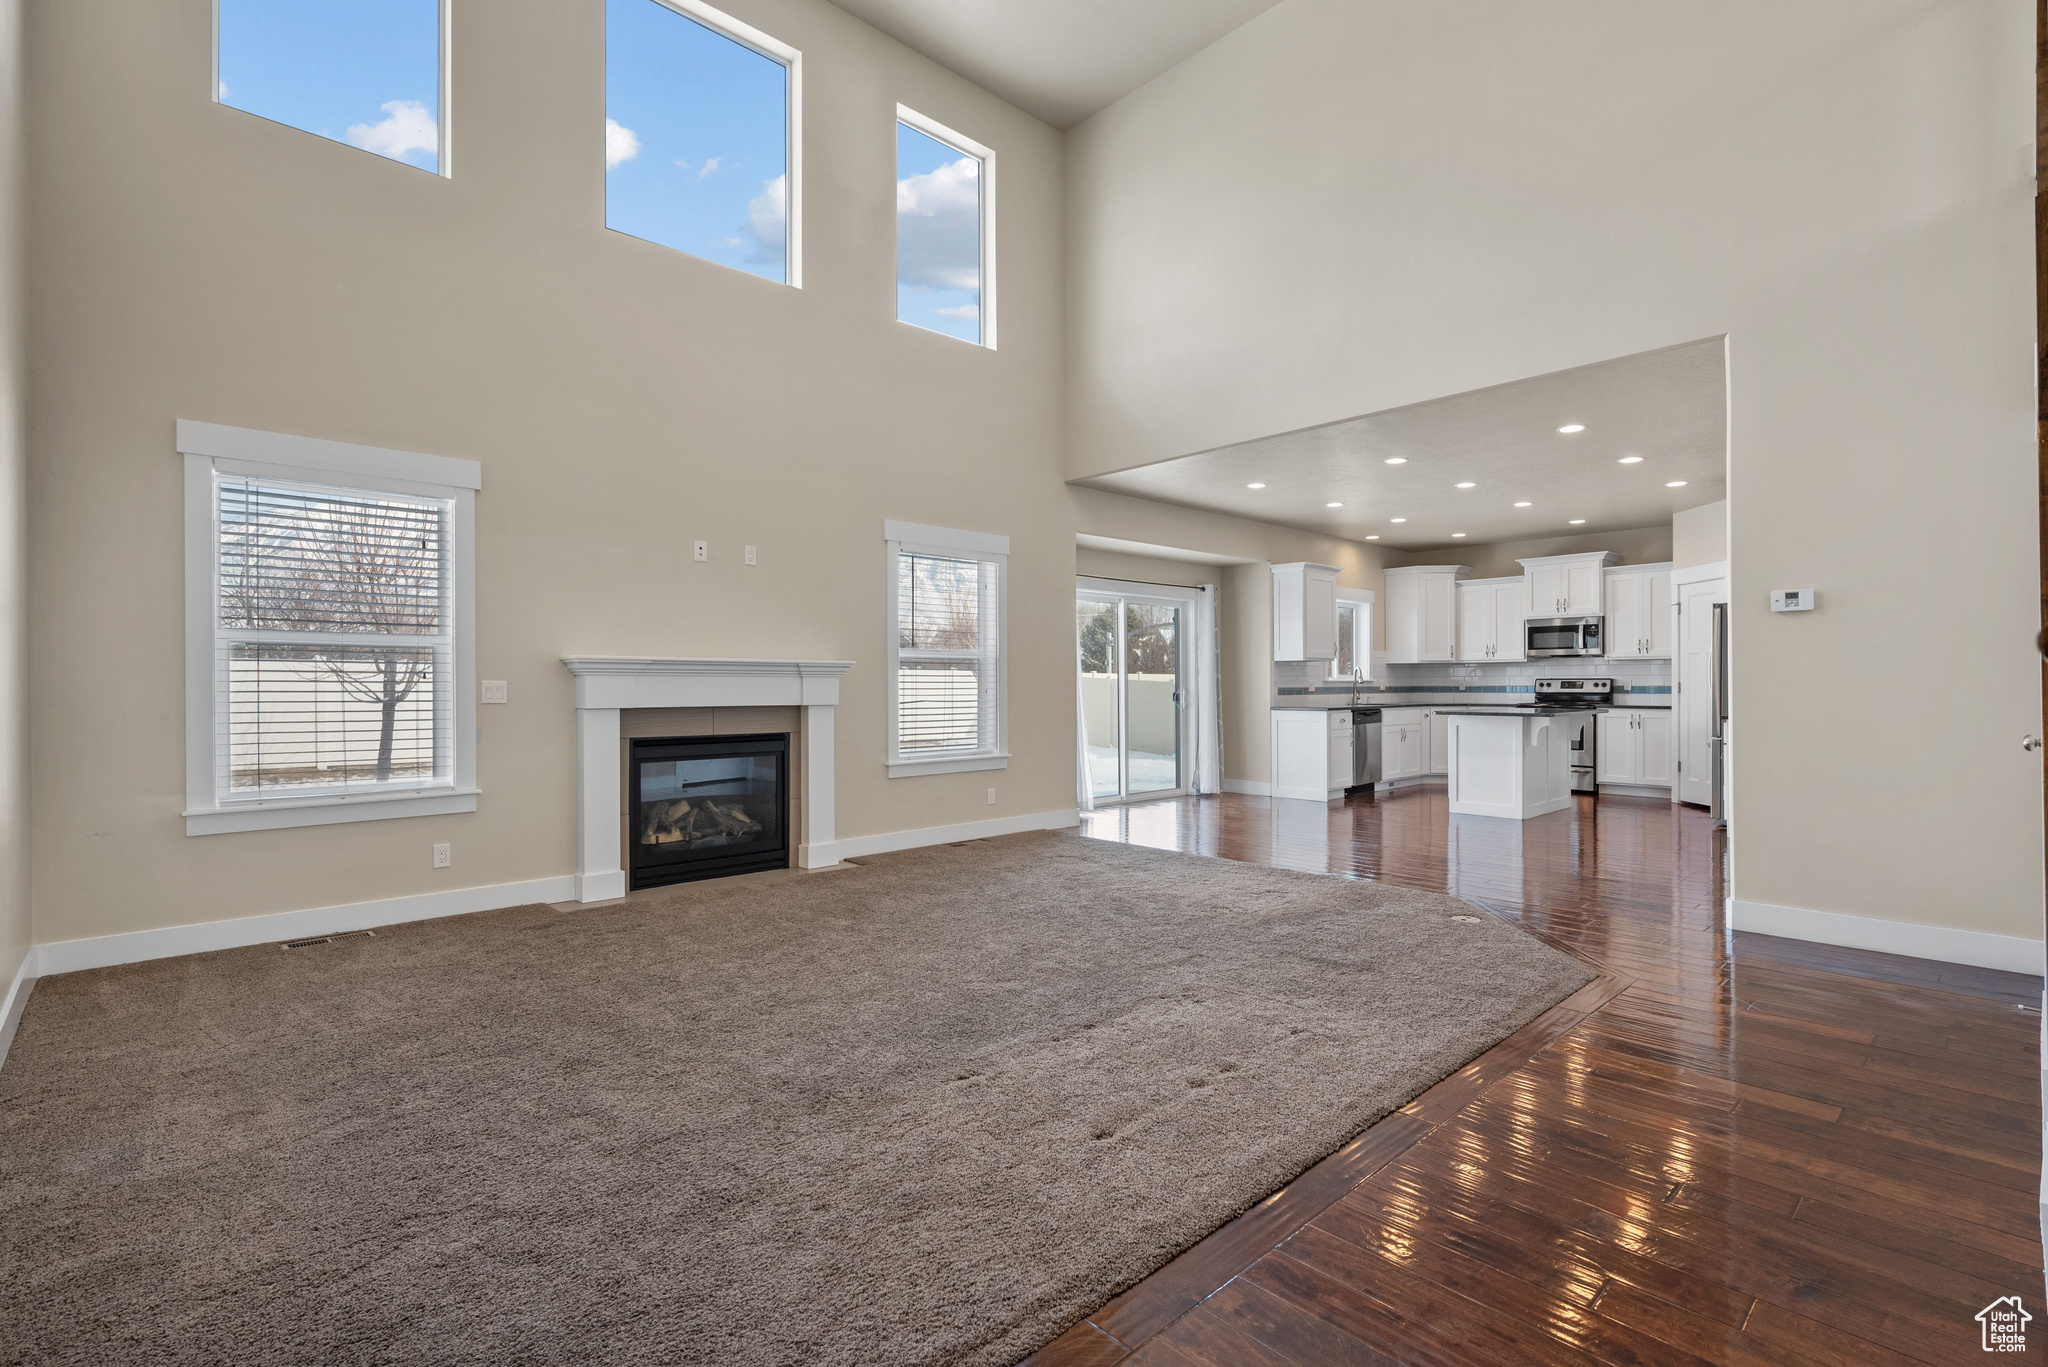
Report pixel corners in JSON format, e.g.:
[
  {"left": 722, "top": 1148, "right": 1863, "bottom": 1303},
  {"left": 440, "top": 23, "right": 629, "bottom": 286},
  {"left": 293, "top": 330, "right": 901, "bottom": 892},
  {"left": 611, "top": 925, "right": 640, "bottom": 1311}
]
[{"left": 629, "top": 733, "right": 789, "bottom": 889}]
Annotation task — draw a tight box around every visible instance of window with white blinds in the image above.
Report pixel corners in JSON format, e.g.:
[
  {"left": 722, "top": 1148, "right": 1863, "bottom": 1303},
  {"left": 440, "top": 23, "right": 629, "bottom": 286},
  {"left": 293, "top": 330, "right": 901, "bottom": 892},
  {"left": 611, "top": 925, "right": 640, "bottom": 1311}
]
[
  {"left": 885, "top": 522, "right": 1007, "bottom": 776},
  {"left": 217, "top": 475, "right": 453, "bottom": 795},
  {"left": 180, "top": 420, "right": 480, "bottom": 835}
]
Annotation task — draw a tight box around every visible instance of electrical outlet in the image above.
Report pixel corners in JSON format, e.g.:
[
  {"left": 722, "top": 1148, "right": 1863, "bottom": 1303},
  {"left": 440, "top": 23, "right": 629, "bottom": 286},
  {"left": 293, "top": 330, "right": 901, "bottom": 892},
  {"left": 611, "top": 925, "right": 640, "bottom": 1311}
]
[
  {"left": 694, "top": 540, "right": 708, "bottom": 562},
  {"left": 987, "top": 787, "right": 996, "bottom": 805},
  {"left": 432, "top": 843, "right": 451, "bottom": 868},
  {"left": 745, "top": 545, "right": 757, "bottom": 565},
  {"left": 480, "top": 680, "right": 508, "bottom": 704}
]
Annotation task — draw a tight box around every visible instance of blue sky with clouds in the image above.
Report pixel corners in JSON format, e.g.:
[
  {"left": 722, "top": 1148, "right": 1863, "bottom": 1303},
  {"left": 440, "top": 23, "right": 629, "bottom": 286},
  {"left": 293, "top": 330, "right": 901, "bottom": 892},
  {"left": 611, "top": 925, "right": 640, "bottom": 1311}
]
[
  {"left": 606, "top": 0, "right": 788, "bottom": 283},
  {"left": 218, "top": 1, "right": 987, "bottom": 337},
  {"left": 217, "top": 0, "right": 442, "bottom": 173},
  {"left": 896, "top": 123, "right": 982, "bottom": 343}
]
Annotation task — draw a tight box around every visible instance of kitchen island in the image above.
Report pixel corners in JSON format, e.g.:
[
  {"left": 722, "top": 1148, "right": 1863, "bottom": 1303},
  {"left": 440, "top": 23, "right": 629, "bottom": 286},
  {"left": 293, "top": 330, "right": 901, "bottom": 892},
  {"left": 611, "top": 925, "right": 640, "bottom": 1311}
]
[{"left": 1429, "top": 705, "right": 1593, "bottom": 820}]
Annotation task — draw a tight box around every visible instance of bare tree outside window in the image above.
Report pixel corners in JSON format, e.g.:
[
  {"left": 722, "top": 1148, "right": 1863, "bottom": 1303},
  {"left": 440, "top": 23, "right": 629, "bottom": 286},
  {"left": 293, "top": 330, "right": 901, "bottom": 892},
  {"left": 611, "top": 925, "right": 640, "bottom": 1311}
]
[{"left": 219, "top": 479, "right": 449, "bottom": 788}]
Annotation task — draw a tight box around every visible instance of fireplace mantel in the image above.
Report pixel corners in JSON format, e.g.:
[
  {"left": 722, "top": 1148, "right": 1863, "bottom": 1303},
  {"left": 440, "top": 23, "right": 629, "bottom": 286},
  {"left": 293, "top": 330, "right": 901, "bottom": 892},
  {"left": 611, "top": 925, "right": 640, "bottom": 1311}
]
[{"left": 562, "top": 657, "right": 854, "bottom": 901}]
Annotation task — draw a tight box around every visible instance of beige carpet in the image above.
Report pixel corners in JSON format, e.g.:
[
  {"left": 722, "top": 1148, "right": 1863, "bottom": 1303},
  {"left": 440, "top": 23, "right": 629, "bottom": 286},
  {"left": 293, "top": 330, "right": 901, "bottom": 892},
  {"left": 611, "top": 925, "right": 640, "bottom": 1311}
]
[{"left": 0, "top": 831, "right": 1592, "bottom": 1366}]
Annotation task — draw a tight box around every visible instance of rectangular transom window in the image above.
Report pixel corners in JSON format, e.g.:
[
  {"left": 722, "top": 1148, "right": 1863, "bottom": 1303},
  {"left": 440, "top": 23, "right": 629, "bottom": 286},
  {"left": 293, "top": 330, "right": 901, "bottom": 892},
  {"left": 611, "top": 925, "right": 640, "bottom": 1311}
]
[
  {"left": 181, "top": 422, "right": 479, "bottom": 835},
  {"left": 896, "top": 107, "right": 992, "bottom": 345},
  {"left": 606, "top": 0, "right": 801, "bottom": 285},
  {"left": 885, "top": 521, "right": 1008, "bottom": 777},
  {"left": 216, "top": 0, "right": 447, "bottom": 174}
]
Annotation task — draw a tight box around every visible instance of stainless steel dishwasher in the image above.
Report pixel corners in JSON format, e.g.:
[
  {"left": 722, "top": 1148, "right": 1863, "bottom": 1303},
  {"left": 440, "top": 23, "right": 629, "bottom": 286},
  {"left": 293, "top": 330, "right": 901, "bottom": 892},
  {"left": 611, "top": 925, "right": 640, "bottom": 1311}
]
[{"left": 1350, "top": 707, "right": 1383, "bottom": 788}]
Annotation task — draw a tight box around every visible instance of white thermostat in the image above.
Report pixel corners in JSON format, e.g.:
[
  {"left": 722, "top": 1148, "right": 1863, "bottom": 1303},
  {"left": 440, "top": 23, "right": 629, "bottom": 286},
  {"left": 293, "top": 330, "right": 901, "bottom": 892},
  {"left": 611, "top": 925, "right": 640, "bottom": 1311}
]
[{"left": 1770, "top": 589, "right": 1816, "bottom": 612}]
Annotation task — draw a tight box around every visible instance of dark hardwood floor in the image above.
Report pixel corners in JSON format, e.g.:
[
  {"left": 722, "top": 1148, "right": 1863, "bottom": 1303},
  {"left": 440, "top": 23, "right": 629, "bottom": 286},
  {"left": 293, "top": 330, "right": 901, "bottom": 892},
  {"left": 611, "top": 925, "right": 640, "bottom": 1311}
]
[{"left": 1023, "top": 786, "right": 2044, "bottom": 1367}]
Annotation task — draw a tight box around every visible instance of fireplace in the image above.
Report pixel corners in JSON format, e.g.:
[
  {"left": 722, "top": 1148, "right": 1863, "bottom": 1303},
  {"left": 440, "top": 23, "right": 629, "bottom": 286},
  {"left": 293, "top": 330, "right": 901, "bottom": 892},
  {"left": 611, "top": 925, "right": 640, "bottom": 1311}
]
[{"left": 629, "top": 733, "right": 789, "bottom": 889}]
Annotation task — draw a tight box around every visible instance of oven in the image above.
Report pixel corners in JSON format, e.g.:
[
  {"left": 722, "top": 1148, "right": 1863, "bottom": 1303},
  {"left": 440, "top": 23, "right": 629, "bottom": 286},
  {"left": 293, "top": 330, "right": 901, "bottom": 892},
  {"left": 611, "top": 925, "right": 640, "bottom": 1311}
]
[{"left": 1524, "top": 615, "right": 1604, "bottom": 658}]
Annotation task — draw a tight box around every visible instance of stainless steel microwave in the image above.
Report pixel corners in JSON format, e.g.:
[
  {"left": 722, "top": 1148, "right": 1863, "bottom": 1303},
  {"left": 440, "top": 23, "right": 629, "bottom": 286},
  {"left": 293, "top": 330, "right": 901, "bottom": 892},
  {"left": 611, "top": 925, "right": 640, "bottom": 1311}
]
[{"left": 1525, "top": 615, "right": 1604, "bottom": 657}]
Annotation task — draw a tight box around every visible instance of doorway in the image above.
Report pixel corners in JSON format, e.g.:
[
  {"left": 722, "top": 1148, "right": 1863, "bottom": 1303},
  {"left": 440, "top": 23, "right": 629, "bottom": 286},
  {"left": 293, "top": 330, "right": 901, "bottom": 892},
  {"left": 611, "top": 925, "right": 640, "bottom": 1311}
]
[{"left": 1077, "top": 582, "right": 1206, "bottom": 804}]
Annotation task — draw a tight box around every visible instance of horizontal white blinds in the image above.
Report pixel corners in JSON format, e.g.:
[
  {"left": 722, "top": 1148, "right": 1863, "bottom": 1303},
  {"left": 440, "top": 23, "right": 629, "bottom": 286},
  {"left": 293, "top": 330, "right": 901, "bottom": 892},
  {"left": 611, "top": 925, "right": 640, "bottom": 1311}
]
[
  {"left": 215, "top": 474, "right": 453, "bottom": 796},
  {"left": 896, "top": 550, "right": 999, "bottom": 756}
]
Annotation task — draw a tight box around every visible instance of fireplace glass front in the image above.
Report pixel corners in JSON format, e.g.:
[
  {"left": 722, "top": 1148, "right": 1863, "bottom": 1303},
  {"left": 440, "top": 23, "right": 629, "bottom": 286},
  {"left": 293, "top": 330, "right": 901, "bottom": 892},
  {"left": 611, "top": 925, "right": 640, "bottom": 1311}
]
[{"left": 630, "top": 733, "right": 789, "bottom": 888}]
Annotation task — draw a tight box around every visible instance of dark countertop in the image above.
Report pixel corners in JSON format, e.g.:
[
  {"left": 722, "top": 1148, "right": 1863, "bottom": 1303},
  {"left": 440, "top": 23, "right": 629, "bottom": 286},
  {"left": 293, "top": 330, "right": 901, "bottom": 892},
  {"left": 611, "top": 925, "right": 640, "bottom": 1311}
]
[{"left": 1426, "top": 705, "right": 1608, "bottom": 717}]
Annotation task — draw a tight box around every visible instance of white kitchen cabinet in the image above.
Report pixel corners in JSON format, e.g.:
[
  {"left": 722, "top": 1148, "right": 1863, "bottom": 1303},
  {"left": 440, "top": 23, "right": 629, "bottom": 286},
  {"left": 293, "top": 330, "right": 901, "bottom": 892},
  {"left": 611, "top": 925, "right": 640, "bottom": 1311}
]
[
  {"left": 1602, "top": 564, "right": 1674, "bottom": 659},
  {"left": 1427, "top": 710, "right": 1449, "bottom": 775},
  {"left": 1454, "top": 578, "right": 1526, "bottom": 662},
  {"left": 1271, "top": 561, "right": 1340, "bottom": 661},
  {"left": 1519, "top": 552, "right": 1619, "bottom": 617},
  {"left": 1597, "top": 709, "right": 1673, "bottom": 787},
  {"left": 1384, "top": 566, "right": 1469, "bottom": 663},
  {"left": 1272, "top": 707, "right": 1351, "bottom": 800},
  {"left": 1380, "top": 708, "right": 1426, "bottom": 781}
]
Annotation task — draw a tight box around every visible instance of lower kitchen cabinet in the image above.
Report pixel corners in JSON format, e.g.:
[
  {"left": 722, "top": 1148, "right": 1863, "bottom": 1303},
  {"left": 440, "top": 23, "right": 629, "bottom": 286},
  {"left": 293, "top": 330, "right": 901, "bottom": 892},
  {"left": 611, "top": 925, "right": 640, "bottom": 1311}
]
[
  {"left": 1427, "top": 710, "right": 1448, "bottom": 775},
  {"left": 1381, "top": 709, "right": 1426, "bottom": 781},
  {"left": 1596, "top": 709, "right": 1673, "bottom": 787}
]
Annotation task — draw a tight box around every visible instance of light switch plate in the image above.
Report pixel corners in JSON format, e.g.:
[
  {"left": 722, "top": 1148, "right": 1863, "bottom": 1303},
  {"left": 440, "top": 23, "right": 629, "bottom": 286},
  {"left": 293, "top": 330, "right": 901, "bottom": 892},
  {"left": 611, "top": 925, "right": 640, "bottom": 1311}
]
[
  {"left": 1770, "top": 589, "right": 1816, "bottom": 612},
  {"left": 480, "top": 680, "right": 508, "bottom": 704},
  {"left": 694, "top": 540, "right": 708, "bottom": 562}
]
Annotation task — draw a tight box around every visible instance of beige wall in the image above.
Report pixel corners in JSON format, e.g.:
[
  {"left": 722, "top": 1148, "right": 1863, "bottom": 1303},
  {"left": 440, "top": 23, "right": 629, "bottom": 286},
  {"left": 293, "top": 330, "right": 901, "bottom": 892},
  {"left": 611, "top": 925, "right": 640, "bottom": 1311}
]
[
  {"left": 1075, "top": 547, "right": 1222, "bottom": 590},
  {"left": 1388, "top": 524, "right": 1673, "bottom": 582},
  {"left": 25, "top": 0, "right": 1068, "bottom": 943},
  {"left": 1067, "top": 0, "right": 2040, "bottom": 942},
  {"left": 1673, "top": 500, "right": 1729, "bottom": 570},
  {"left": 0, "top": 0, "right": 22, "bottom": 994}
]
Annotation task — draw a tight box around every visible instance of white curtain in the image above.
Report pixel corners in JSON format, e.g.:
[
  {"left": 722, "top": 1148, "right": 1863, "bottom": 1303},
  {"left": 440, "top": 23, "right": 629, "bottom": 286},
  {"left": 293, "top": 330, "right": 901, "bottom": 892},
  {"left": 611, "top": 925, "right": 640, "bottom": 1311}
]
[
  {"left": 1074, "top": 637, "right": 1095, "bottom": 813},
  {"left": 1193, "top": 584, "right": 1222, "bottom": 794}
]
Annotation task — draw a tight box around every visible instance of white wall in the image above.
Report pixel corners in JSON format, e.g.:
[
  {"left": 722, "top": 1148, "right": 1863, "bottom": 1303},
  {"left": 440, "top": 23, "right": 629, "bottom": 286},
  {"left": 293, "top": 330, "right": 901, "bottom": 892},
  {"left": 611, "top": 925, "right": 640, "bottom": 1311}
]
[
  {"left": 25, "top": 0, "right": 1069, "bottom": 944},
  {"left": 1067, "top": 0, "right": 2040, "bottom": 946},
  {"left": 1673, "top": 500, "right": 1729, "bottom": 570}
]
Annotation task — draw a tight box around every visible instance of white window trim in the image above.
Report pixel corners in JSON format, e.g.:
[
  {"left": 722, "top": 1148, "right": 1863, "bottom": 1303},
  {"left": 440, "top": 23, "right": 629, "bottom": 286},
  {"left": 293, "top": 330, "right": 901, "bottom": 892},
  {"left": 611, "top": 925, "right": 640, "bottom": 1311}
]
[
  {"left": 632, "top": 0, "right": 804, "bottom": 288},
  {"left": 1331, "top": 588, "right": 1377, "bottom": 683},
  {"left": 885, "top": 518, "right": 1008, "bottom": 778},
  {"left": 895, "top": 104, "right": 994, "bottom": 349},
  {"left": 213, "top": 0, "right": 455, "bottom": 179},
  {"left": 178, "top": 420, "right": 480, "bottom": 835}
]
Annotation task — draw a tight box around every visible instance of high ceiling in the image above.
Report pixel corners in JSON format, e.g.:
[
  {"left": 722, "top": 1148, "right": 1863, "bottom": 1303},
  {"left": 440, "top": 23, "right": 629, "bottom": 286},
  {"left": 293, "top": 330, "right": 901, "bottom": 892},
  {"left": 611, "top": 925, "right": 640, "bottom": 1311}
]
[
  {"left": 1072, "top": 340, "right": 1729, "bottom": 551},
  {"left": 826, "top": 0, "right": 1288, "bottom": 128}
]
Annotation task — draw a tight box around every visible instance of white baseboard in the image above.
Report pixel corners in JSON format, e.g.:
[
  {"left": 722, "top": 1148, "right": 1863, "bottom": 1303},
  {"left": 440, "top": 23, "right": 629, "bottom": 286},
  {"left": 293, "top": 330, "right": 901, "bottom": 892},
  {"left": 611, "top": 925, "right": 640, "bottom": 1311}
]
[
  {"left": 0, "top": 944, "right": 38, "bottom": 1075},
  {"left": 34, "top": 874, "right": 580, "bottom": 977},
  {"left": 808, "top": 808, "right": 1078, "bottom": 864},
  {"left": 1220, "top": 779, "right": 1272, "bottom": 796},
  {"left": 1729, "top": 897, "right": 2047, "bottom": 975}
]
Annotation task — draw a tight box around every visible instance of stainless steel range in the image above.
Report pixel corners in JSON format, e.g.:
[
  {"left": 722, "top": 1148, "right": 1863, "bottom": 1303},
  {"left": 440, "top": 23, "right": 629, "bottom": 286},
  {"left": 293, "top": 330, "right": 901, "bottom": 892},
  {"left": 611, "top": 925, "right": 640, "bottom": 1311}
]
[{"left": 1532, "top": 678, "right": 1610, "bottom": 794}]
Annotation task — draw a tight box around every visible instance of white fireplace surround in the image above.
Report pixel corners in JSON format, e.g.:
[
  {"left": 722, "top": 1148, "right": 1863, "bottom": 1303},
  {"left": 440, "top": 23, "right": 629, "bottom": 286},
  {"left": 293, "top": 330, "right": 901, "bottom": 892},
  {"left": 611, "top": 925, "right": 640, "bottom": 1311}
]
[{"left": 562, "top": 657, "right": 855, "bottom": 901}]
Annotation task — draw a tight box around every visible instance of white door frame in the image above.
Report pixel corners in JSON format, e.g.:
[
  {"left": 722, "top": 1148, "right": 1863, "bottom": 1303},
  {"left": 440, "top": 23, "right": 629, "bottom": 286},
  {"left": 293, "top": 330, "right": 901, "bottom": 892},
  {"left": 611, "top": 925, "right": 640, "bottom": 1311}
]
[
  {"left": 1672, "top": 562, "right": 1726, "bottom": 809},
  {"left": 1077, "top": 577, "right": 1214, "bottom": 805}
]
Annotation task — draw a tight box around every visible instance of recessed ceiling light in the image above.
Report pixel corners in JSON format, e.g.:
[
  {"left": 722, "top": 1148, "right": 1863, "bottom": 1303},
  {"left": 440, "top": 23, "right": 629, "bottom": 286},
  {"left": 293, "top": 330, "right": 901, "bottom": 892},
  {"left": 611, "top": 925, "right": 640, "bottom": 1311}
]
[
  {"left": 1665, "top": 481, "right": 1687, "bottom": 488},
  {"left": 1390, "top": 517, "right": 1407, "bottom": 523},
  {"left": 1451, "top": 532, "right": 1467, "bottom": 538},
  {"left": 1384, "top": 457, "right": 1407, "bottom": 465},
  {"left": 1326, "top": 502, "right": 1344, "bottom": 508},
  {"left": 1514, "top": 501, "right": 1532, "bottom": 508},
  {"left": 1618, "top": 456, "right": 1643, "bottom": 464},
  {"left": 1455, "top": 482, "right": 1476, "bottom": 489},
  {"left": 1365, "top": 535, "right": 1380, "bottom": 540},
  {"left": 1569, "top": 519, "right": 1586, "bottom": 525},
  {"left": 1246, "top": 482, "right": 1266, "bottom": 489},
  {"left": 1558, "top": 424, "right": 1586, "bottom": 434}
]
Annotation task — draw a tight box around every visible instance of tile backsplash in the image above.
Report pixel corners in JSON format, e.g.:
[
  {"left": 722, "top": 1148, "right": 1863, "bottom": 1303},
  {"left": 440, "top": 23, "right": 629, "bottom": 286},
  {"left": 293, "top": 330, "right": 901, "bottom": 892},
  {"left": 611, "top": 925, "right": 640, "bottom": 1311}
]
[{"left": 1275, "top": 654, "right": 1672, "bottom": 705}]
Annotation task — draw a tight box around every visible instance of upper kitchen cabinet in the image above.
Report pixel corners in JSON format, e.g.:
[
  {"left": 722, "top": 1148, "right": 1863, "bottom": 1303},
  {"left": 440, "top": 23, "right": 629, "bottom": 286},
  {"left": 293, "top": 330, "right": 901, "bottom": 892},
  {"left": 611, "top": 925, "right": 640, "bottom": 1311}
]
[
  {"left": 1520, "top": 552, "right": 1619, "bottom": 617},
  {"left": 1456, "top": 577, "right": 1527, "bottom": 662},
  {"left": 1385, "top": 565, "right": 1469, "bottom": 663},
  {"left": 1271, "top": 562, "right": 1340, "bottom": 660},
  {"left": 1603, "top": 564, "right": 1674, "bottom": 658}
]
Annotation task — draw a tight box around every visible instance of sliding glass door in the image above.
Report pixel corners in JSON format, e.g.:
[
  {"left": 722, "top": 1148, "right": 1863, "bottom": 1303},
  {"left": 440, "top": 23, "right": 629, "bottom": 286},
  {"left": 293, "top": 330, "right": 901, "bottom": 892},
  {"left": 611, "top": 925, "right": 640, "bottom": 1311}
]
[{"left": 1078, "top": 592, "right": 1185, "bottom": 803}]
